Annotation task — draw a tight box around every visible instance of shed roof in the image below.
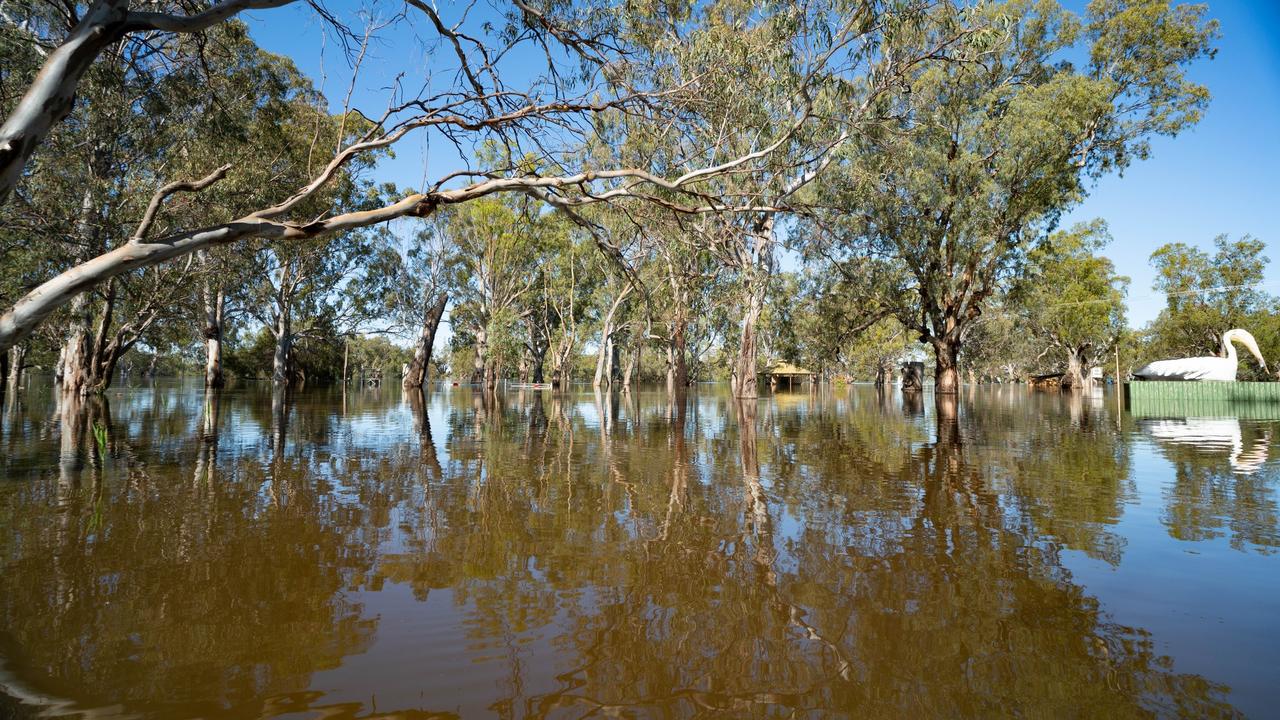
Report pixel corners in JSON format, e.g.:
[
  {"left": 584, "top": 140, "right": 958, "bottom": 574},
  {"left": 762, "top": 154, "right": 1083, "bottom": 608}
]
[{"left": 760, "top": 361, "right": 814, "bottom": 376}]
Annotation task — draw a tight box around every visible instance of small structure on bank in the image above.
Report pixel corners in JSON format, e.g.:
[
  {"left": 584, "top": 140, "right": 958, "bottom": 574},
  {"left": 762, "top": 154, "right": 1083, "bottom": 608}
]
[
  {"left": 1028, "top": 372, "right": 1064, "bottom": 389},
  {"left": 760, "top": 361, "right": 815, "bottom": 392}
]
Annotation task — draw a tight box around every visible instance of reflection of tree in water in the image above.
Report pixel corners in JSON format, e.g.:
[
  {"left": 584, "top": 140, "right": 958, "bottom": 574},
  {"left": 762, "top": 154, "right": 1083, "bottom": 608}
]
[
  {"left": 1143, "top": 418, "right": 1280, "bottom": 552},
  {"left": 373, "top": 389, "right": 1238, "bottom": 717},
  {"left": 984, "top": 391, "right": 1135, "bottom": 566},
  {"left": 0, "top": 386, "right": 1252, "bottom": 717},
  {"left": 0, "top": 392, "right": 380, "bottom": 718}
]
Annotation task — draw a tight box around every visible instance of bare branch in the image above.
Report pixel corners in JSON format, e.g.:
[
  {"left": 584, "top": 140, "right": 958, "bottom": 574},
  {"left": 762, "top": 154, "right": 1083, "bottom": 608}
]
[{"left": 130, "top": 164, "right": 232, "bottom": 242}]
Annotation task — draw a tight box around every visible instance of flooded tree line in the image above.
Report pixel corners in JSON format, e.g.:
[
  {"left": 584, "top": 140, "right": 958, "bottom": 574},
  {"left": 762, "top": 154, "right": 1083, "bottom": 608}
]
[{"left": 0, "top": 0, "right": 1234, "bottom": 404}]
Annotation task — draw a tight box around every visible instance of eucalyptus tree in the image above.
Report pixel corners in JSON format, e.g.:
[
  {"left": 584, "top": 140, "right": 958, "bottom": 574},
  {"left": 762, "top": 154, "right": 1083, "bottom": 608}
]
[
  {"left": 653, "top": 221, "right": 720, "bottom": 392},
  {"left": 844, "top": 317, "right": 913, "bottom": 384},
  {"left": 540, "top": 228, "right": 600, "bottom": 388},
  {"left": 957, "top": 306, "right": 1037, "bottom": 383},
  {"left": 668, "top": 0, "right": 949, "bottom": 398},
  {"left": 247, "top": 224, "right": 392, "bottom": 388},
  {"left": 2, "top": 19, "right": 322, "bottom": 395},
  {"left": 1012, "top": 221, "right": 1128, "bottom": 389},
  {"left": 3, "top": 0, "right": 924, "bottom": 357},
  {"left": 0, "top": 0, "right": 303, "bottom": 206},
  {"left": 588, "top": 229, "right": 646, "bottom": 391},
  {"left": 534, "top": 0, "right": 976, "bottom": 399},
  {"left": 437, "top": 196, "right": 562, "bottom": 390},
  {"left": 391, "top": 222, "right": 450, "bottom": 391},
  {"left": 817, "top": 0, "right": 1217, "bottom": 393}
]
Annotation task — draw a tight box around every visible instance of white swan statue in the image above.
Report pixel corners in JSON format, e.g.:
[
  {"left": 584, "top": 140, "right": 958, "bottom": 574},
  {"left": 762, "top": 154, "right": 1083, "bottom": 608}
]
[{"left": 1134, "top": 329, "right": 1267, "bottom": 382}]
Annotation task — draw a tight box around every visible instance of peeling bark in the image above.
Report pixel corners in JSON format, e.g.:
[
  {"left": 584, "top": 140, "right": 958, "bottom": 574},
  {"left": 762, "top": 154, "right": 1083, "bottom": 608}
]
[
  {"left": 204, "top": 285, "right": 226, "bottom": 389},
  {"left": 1060, "top": 345, "right": 1092, "bottom": 390},
  {"left": 933, "top": 338, "right": 961, "bottom": 396},
  {"left": 6, "top": 344, "right": 26, "bottom": 394},
  {"left": 732, "top": 277, "right": 766, "bottom": 399}
]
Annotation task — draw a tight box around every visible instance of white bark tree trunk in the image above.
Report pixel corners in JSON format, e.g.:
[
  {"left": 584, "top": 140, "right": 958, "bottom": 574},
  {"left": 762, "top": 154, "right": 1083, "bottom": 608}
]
[
  {"left": 203, "top": 283, "right": 226, "bottom": 389},
  {"left": 6, "top": 344, "right": 26, "bottom": 394},
  {"left": 733, "top": 281, "right": 766, "bottom": 399},
  {"left": 272, "top": 305, "right": 292, "bottom": 388}
]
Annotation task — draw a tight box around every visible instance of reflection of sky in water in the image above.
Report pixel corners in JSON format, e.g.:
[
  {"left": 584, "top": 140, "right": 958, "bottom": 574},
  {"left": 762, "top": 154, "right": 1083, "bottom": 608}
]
[
  {"left": 1061, "top": 418, "right": 1280, "bottom": 714},
  {"left": 3, "top": 382, "right": 1280, "bottom": 717}
]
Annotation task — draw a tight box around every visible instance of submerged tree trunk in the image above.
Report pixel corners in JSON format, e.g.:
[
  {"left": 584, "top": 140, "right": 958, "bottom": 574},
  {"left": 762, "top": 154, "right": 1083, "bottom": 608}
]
[
  {"left": 608, "top": 335, "right": 621, "bottom": 386},
  {"left": 667, "top": 317, "right": 689, "bottom": 393},
  {"left": 933, "top": 337, "right": 961, "bottom": 396},
  {"left": 479, "top": 324, "right": 498, "bottom": 390},
  {"left": 733, "top": 280, "right": 766, "bottom": 399},
  {"left": 594, "top": 285, "right": 631, "bottom": 390},
  {"left": 203, "top": 282, "right": 226, "bottom": 389},
  {"left": 204, "top": 286, "right": 225, "bottom": 389},
  {"left": 731, "top": 216, "right": 774, "bottom": 400},
  {"left": 403, "top": 293, "right": 448, "bottom": 391},
  {"left": 472, "top": 327, "right": 487, "bottom": 385},
  {"left": 531, "top": 352, "right": 546, "bottom": 384},
  {"left": 272, "top": 305, "right": 292, "bottom": 388},
  {"left": 554, "top": 341, "right": 574, "bottom": 389},
  {"left": 7, "top": 344, "right": 26, "bottom": 394},
  {"left": 622, "top": 339, "right": 639, "bottom": 392},
  {"left": 518, "top": 352, "right": 531, "bottom": 384},
  {"left": 60, "top": 294, "right": 95, "bottom": 398},
  {"left": 528, "top": 312, "right": 549, "bottom": 384},
  {"left": 874, "top": 360, "right": 893, "bottom": 388},
  {"left": 1061, "top": 345, "right": 1092, "bottom": 390},
  {"left": 594, "top": 337, "right": 609, "bottom": 390}
]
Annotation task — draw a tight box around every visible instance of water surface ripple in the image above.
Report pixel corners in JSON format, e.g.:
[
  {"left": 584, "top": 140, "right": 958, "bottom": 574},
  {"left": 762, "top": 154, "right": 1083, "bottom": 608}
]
[{"left": 1, "top": 382, "right": 1278, "bottom": 718}]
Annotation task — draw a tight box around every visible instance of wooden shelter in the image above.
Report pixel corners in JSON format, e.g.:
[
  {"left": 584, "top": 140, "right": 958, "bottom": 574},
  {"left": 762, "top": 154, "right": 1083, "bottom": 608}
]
[{"left": 760, "top": 361, "right": 815, "bottom": 391}]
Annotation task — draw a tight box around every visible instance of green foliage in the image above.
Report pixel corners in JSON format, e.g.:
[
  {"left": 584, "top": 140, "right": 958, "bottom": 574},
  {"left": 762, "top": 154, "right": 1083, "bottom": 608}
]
[
  {"left": 803, "top": 0, "right": 1216, "bottom": 382},
  {"left": 1014, "top": 220, "right": 1128, "bottom": 377}
]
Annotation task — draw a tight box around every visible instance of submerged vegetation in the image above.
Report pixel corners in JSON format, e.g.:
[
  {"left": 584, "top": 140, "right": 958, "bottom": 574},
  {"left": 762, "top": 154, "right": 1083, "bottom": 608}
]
[{"left": 0, "top": 0, "right": 1265, "bottom": 399}]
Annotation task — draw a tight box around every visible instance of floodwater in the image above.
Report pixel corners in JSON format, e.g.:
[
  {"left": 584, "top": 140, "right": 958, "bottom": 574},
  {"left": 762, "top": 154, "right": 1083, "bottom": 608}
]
[{"left": 1, "top": 381, "right": 1278, "bottom": 719}]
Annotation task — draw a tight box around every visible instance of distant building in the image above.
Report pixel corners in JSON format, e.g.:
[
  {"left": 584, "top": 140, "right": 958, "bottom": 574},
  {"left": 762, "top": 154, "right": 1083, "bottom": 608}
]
[{"left": 759, "top": 361, "right": 815, "bottom": 391}]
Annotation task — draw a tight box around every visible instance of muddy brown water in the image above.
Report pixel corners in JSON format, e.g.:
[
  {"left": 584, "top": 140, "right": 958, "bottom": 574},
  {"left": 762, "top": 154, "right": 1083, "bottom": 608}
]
[{"left": 1, "top": 381, "right": 1278, "bottom": 718}]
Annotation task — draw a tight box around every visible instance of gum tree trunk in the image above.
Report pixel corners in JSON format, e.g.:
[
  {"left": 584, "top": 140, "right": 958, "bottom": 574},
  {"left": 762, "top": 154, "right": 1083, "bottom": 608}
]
[
  {"left": 472, "top": 327, "right": 487, "bottom": 385},
  {"left": 402, "top": 293, "right": 448, "bottom": 391},
  {"left": 730, "top": 216, "right": 774, "bottom": 400},
  {"left": 1061, "top": 345, "right": 1091, "bottom": 390},
  {"left": 60, "top": 296, "right": 95, "bottom": 398},
  {"left": 60, "top": 185, "right": 102, "bottom": 398},
  {"left": 593, "top": 285, "right": 631, "bottom": 390},
  {"left": 933, "top": 337, "right": 961, "bottom": 396},
  {"left": 668, "top": 317, "right": 688, "bottom": 393},
  {"left": 203, "top": 283, "right": 226, "bottom": 389},
  {"left": 874, "top": 360, "right": 893, "bottom": 388},
  {"left": 732, "top": 280, "right": 765, "bottom": 399},
  {"left": 7, "top": 344, "right": 27, "bottom": 394},
  {"left": 272, "top": 306, "right": 292, "bottom": 388},
  {"left": 622, "top": 340, "right": 639, "bottom": 391}
]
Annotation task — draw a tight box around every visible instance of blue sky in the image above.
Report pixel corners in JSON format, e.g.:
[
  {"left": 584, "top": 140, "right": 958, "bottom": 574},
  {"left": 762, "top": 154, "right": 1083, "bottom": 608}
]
[
  {"left": 246, "top": 0, "right": 1280, "bottom": 330},
  {"left": 1061, "top": 0, "right": 1280, "bottom": 326}
]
